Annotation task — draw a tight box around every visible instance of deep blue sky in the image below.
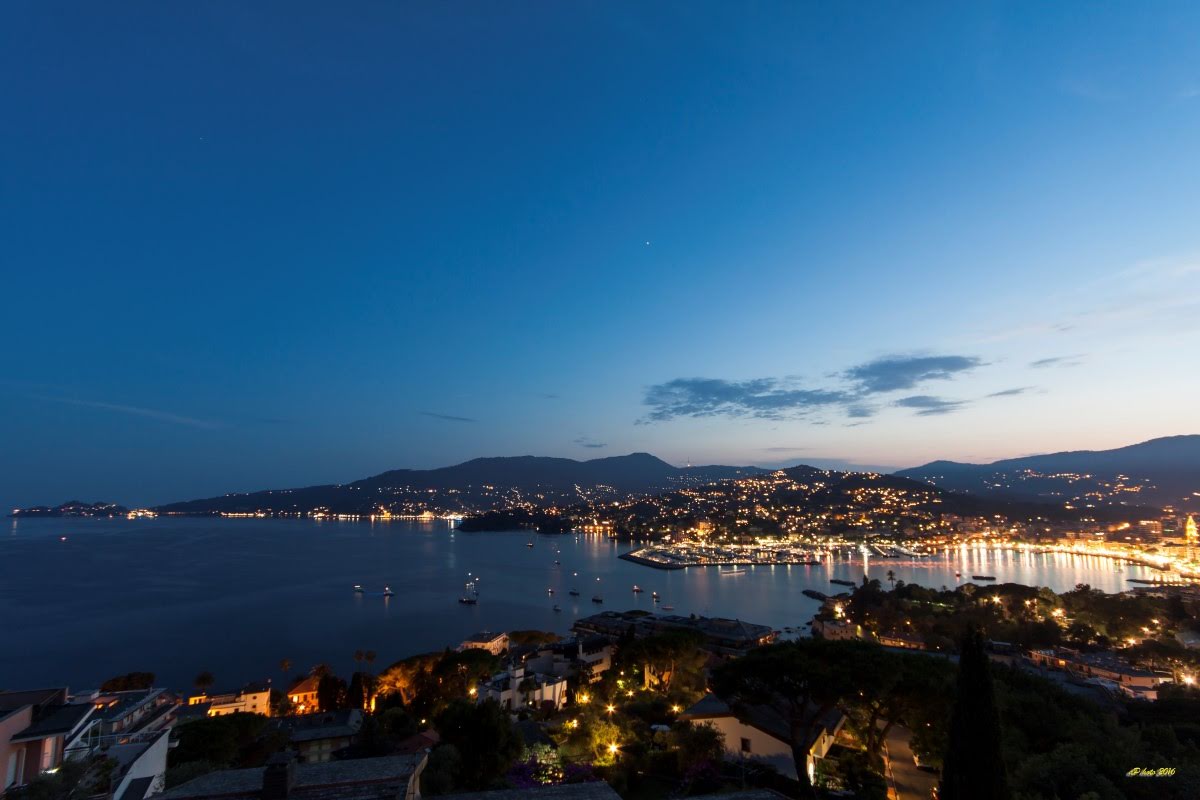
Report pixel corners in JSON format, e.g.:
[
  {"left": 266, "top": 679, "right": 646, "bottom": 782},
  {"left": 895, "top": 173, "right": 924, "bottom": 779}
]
[{"left": 3, "top": 2, "right": 1200, "bottom": 509}]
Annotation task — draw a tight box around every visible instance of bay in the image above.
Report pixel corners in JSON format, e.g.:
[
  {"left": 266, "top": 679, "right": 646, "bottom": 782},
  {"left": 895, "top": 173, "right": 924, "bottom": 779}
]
[{"left": 0, "top": 517, "right": 1152, "bottom": 691}]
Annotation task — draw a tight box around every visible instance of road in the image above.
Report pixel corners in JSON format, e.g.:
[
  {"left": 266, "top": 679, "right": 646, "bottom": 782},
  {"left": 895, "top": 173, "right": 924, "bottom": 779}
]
[{"left": 883, "top": 724, "right": 938, "bottom": 800}]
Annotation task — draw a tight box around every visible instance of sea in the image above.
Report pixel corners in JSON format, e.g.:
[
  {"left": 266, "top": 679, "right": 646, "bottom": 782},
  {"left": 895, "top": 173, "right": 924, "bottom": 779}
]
[{"left": 0, "top": 517, "right": 1155, "bottom": 691}]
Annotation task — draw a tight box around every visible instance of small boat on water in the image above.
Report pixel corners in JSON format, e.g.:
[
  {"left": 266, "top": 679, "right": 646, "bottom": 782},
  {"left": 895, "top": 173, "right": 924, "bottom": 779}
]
[
  {"left": 651, "top": 591, "right": 660, "bottom": 601},
  {"left": 527, "top": 540, "right": 535, "bottom": 548},
  {"left": 955, "top": 571, "right": 962, "bottom": 578},
  {"left": 554, "top": 560, "right": 561, "bottom": 566},
  {"left": 972, "top": 575, "right": 997, "bottom": 581},
  {"left": 661, "top": 605, "right": 675, "bottom": 611},
  {"left": 353, "top": 584, "right": 364, "bottom": 593},
  {"left": 802, "top": 589, "right": 828, "bottom": 601},
  {"left": 632, "top": 585, "right": 644, "bottom": 593},
  {"left": 383, "top": 586, "right": 395, "bottom": 597},
  {"left": 591, "top": 595, "right": 604, "bottom": 603},
  {"left": 553, "top": 605, "right": 561, "bottom": 612},
  {"left": 459, "top": 596, "right": 478, "bottom": 605},
  {"left": 569, "top": 588, "right": 580, "bottom": 596},
  {"left": 720, "top": 567, "right": 747, "bottom": 576},
  {"left": 830, "top": 579, "right": 856, "bottom": 587},
  {"left": 547, "top": 587, "right": 555, "bottom": 595}
]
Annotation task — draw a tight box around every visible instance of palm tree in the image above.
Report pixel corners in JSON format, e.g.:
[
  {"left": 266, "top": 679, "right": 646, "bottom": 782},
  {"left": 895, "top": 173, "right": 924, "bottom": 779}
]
[
  {"left": 280, "top": 658, "right": 292, "bottom": 676},
  {"left": 364, "top": 651, "right": 377, "bottom": 671},
  {"left": 886, "top": 569, "right": 896, "bottom": 589},
  {"left": 194, "top": 671, "right": 215, "bottom": 695}
]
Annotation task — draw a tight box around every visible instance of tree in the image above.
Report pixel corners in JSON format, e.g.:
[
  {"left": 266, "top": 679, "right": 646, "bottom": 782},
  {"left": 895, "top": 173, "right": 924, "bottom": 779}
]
[
  {"left": 347, "top": 672, "right": 366, "bottom": 710},
  {"left": 194, "top": 671, "right": 215, "bottom": 694},
  {"left": 421, "top": 745, "right": 463, "bottom": 796},
  {"left": 100, "top": 672, "right": 155, "bottom": 692},
  {"left": 713, "top": 640, "right": 856, "bottom": 796},
  {"left": 280, "top": 658, "right": 292, "bottom": 675},
  {"left": 317, "top": 674, "right": 347, "bottom": 712},
  {"left": 434, "top": 700, "right": 522, "bottom": 790},
  {"left": 886, "top": 569, "right": 896, "bottom": 589},
  {"left": 939, "top": 627, "right": 1010, "bottom": 800}
]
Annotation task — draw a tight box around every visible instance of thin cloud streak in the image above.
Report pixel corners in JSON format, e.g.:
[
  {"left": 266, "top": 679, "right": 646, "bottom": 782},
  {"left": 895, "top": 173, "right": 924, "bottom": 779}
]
[
  {"left": 893, "top": 395, "right": 968, "bottom": 416},
  {"left": 419, "top": 411, "right": 477, "bottom": 423},
  {"left": 33, "top": 395, "right": 223, "bottom": 430}
]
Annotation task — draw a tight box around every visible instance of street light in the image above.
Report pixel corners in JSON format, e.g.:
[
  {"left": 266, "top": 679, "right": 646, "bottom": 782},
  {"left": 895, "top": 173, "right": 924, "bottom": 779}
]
[{"left": 605, "top": 704, "right": 615, "bottom": 714}]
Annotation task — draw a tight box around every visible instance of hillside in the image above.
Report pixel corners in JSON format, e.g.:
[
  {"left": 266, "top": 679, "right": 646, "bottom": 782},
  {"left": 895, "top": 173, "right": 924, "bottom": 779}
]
[
  {"left": 897, "top": 435, "right": 1200, "bottom": 510},
  {"left": 152, "top": 453, "right": 768, "bottom": 516}
]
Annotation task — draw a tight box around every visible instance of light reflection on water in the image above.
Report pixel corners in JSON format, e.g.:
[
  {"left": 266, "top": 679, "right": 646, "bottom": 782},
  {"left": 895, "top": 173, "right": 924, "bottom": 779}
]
[{"left": 0, "top": 518, "right": 1152, "bottom": 689}]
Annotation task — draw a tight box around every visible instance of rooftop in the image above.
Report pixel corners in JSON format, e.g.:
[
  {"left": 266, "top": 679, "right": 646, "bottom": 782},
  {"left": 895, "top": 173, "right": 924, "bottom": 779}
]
[
  {"left": 438, "top": 783, "right": 621, "bottom": 800},
  {"left": 161, "top": 755, "right": 425, "bottom": 800}
]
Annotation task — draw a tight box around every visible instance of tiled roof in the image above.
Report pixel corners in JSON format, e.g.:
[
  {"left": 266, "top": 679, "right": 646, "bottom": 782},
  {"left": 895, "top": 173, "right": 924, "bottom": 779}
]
[{"left": 439, "top": 783, "right": 621, "bottom": 800}]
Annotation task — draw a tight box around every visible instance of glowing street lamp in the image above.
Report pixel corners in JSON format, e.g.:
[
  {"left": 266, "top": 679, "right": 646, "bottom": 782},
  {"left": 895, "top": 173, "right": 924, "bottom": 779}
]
[{"left": 605, "top": 704, "right": 615, "bottom": 715}]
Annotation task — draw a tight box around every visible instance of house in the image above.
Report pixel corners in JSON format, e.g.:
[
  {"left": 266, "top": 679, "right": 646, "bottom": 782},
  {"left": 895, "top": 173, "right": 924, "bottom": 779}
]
[
  {"left": 477, "top": 665, "right": 568, "bottom": 711},
  {"left": 681, "top": 693, "right": 845, "bottom": 785},
  {"left": 285, "top": 678, "right": 320, "bottom": 715},
  {"left": 161, "top": 752, "right": 426, "bottom": 800},
  {"left": 2, "top": 688, "right": 96, "bottom": 793},
  {"left": 811, "top": 619, "right": 860, "bottom": 641},
  {"left": 1028, "top": 647, "right": 1163, "bottom": 697},
  {"left": 2, "top": 688, "right": 169, "bottom": 800},
  {"left": 188, "top": 683, "right": 272, "bottom": 717},
  {"left": 519, "top": 637, "right": 614, "bottom": 683},
  {"left": 267, "top": 710, "right": 363, "bottom": 763},
  {"left": 104, "top": 728, "right": 172, "bottom": 800},
  {"left": 458, "top": 632, "right": 509, "bottom": 656}
]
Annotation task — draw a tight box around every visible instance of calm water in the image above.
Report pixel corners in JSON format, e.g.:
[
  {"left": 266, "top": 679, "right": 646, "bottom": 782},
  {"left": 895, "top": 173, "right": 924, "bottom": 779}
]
[{"left": 0, "top": 518, "right": 1153, "bottom": 691}]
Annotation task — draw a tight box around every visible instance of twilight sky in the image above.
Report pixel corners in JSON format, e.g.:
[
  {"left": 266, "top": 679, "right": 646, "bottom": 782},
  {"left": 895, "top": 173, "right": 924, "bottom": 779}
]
[{"left": 3, "top": 2, "right": 1200, "bottom": 509}]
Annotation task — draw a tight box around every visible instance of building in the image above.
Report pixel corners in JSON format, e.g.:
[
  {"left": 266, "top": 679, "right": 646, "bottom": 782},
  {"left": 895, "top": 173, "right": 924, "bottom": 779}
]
[
  {"left": 477, "top": 665, "right": 568, "bottom": 711},
  {"left": 458, "top": 632, "right": 509, "bottom": 656},
  {"left": 2, "top": 688, "right": 170, "bottom": 800},
  {"left": 2, "top": 688, "right": 95, "bottom": 793},
  {"left": 1028, "top": 648, "right": 1164, "bottom": 699},
  {"left": 517, "top": 637, "right": 614, "bottom": 683},
  {"left": 681, "top": 693, "right": 845, "bottom": 785},
  {"left": 188, "top": 683, "right": 272, "bottom": 717},
  {"left": 161, "top": 753, "right": 426, "bottom": 800},
  {"left": 285, "top": 678, "right": 320, "bottom": 715},
  {"left": 810, "top": 619, "right": 860, "bottom": 641},
  {"left": 267, "top": 710, "right": 362, "bottom": 763}
]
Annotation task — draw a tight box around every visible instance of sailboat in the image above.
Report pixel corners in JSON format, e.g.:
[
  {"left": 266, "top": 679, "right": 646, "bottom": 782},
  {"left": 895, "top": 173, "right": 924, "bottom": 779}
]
[{"left": 459, "top": 579, "right": 479, "bottom": 605}]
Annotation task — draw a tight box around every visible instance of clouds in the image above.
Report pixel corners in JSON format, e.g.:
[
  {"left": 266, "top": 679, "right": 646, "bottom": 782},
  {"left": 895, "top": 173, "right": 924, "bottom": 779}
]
[
  {"left": 843, "top": 355, "right": 983, "bottom": 393},
  {"left": 987, "top": 387, "right": 1034, "bottom": 398},
  {"left": 641, "top": 378, "right": 851, "bottom": 422},
  {"left": 34, "top": 395, "right": 223, "bottom": 430},
  {"left": 419, "top": 411, "right": 476, "bottom": 423},
  {"left": 642, "top": 353, "right": 985, "bottom": 424},
  {"left": 573, "top": 436, "right": 607, "bottom": 449},
  {"left": 1030, "top": 355, "right": 1084, "bottom": 369},
  {"left": 893, "top": 395, "right": 967, "bottom": 416}
]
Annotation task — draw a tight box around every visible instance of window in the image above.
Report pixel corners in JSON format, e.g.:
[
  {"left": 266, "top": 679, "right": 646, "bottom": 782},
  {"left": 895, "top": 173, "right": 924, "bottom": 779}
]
[{"left": 740, "top": 737, "right": 752, "bottom": 754}]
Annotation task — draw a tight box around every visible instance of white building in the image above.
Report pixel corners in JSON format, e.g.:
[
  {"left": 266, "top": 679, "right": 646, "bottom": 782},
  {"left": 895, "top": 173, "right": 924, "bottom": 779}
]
[
  {"left": 458, "top": 632, "right": 509, "bottom": 656},
  {"left": 681, "top": 693, "right": 844, "bottom": 785},
  {"left": 477, "top": 665, "right": 568, "bottom": 712}
]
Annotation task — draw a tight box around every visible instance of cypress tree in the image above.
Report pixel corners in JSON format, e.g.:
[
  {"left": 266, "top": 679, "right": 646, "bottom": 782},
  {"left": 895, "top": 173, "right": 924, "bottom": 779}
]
[{"left": 939, "top": 626, "right": 1010, "bottom": 800}]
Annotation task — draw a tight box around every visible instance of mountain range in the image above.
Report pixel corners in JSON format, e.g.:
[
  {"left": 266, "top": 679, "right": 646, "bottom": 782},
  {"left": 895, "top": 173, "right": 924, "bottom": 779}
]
[
  {"left": 148, "top": 453, "right": 767, "bottom": 517},
  {"left": 896, "top": 435, "right": 1200, "bottom": 510},
  {"left": 13, "top": 436, "right": 1199, "bottom": 518}
]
